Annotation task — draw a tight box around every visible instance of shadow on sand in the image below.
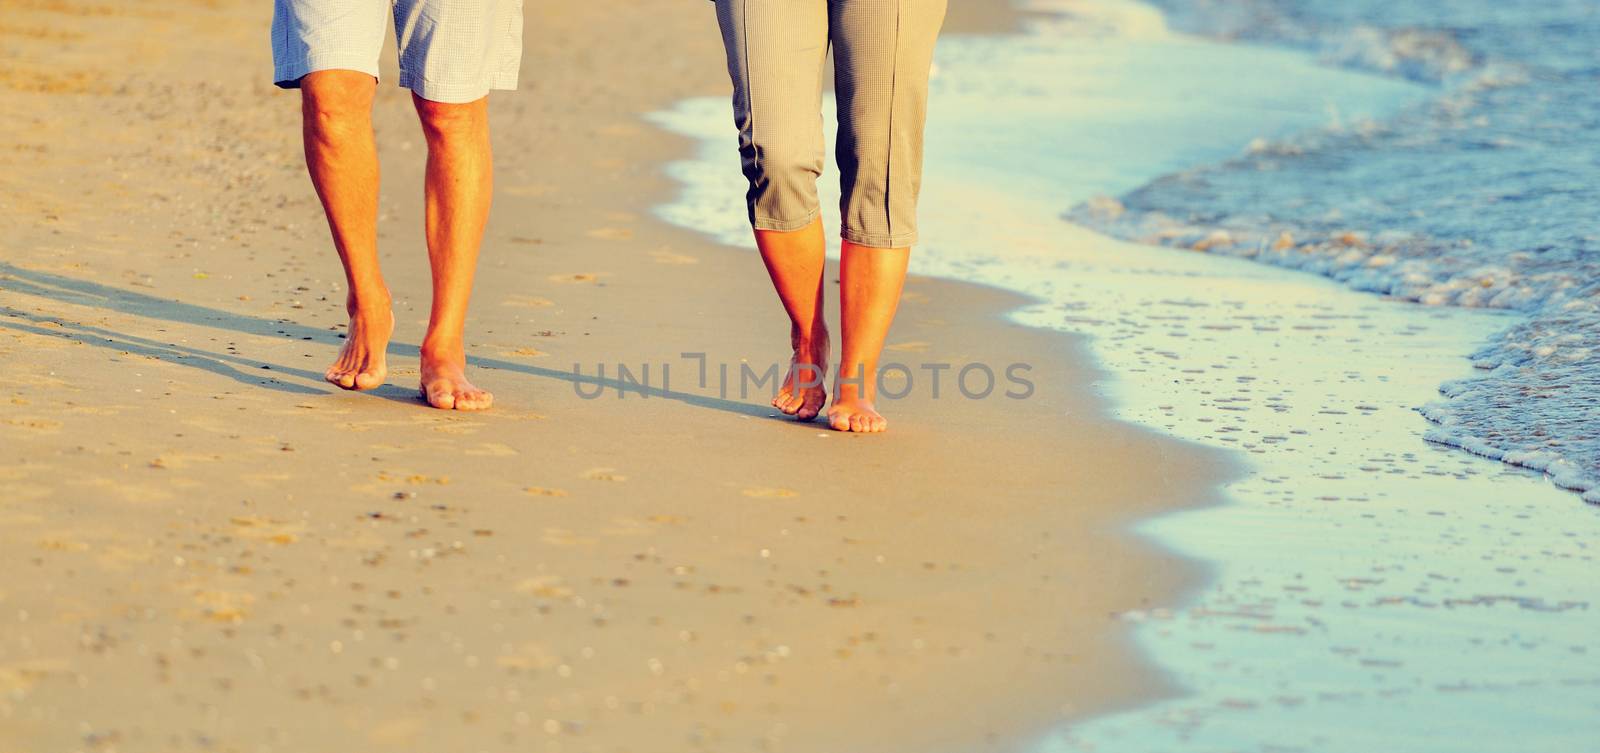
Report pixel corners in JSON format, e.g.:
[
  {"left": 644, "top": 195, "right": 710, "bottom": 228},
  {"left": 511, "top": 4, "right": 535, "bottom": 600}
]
[{"left": 0, "top": 262, "right": 777, "bottom": 418}]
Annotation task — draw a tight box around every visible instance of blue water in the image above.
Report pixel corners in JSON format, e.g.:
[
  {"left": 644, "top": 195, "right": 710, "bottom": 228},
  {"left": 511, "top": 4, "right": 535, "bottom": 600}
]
[{"left": 1071, "top": 0, "right": 1600, "bottom": 502}]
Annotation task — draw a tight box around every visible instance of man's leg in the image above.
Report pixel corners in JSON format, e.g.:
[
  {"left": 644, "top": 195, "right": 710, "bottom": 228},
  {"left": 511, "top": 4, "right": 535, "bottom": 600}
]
[
  {"left": 413, "top": 94, "right": 494, "bottom": 411},
  {"left": 301, "top": 70, "right": 393, "bottom": 391}
]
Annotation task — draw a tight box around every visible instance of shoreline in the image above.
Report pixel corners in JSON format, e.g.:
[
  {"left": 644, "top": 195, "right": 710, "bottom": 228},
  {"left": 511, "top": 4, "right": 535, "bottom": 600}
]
[
  {"left": 0, "top": 2, "right": 1227, "bottom": 752},
  {"left": 702, "top": 4, "right": 1600, "bottom": 750},
  {"left": 1079, "top": 0, "right": 1600, "bottom": 506}
]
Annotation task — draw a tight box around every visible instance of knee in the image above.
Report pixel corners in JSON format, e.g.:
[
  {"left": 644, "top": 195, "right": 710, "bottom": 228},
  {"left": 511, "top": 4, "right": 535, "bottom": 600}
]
[
  {"left": 751, "top": 143, "right": 818, "bottom": 185},
  {"left": 747, "top": 144, "right": 820, "bottom": 219},
  {"left": 300, "top": 71, "right": 374, "bottom": 137},
  {"left": 414, "top": 97, "right": 487, "bottom": 144}
]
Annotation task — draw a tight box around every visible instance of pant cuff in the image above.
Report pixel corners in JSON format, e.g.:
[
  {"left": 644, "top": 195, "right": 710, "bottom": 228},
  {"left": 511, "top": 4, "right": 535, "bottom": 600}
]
[
  {"left": 399, "top": 72, "right": 520, "bottom": 104},
  {"left": 752, "top": 206, "right": 821, "bottom": 233},
  {"left": 842, "top": 227, "right": 917, "bottom": 248},
  {"left": 273, "top": 56, "right": 381, "bottom": 89}
]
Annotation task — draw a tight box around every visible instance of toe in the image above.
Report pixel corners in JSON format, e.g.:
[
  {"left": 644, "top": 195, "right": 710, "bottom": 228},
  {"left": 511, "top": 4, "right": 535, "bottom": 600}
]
[
  {"left": 870, "top": 416, "right": 887, "bottom": 432},
  {"left": 456, "top": 390, "right": 493, "bottom": 411},
  {"left": 353, "top": 370, "right": 384, "bottom": 390},
  {"left": 337, "top": 371, "right": 358, "bottom": 389},
  {"left": 829, "top": 411, "right": 850, "bottom": 432},
  {"left": 426, "top": 387, "right": 456, "bottom": 410},
  {"left": 848, "top": 414, "right": 864, "bottom": 433}
]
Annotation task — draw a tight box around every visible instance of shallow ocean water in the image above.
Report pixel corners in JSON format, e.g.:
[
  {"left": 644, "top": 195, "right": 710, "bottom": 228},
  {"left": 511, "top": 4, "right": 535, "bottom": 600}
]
[
  {"left": 650, "top": 1, "right": 1600, "bottom": 750},
  {"left": 1071, "top": 0, "right": 1600, "bottom": 502}
]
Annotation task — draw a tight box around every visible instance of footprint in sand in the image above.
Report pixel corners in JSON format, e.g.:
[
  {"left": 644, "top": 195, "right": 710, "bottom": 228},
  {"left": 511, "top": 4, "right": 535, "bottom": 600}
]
[
  {"left": 501, "top": 295, "right": 555, "bottom": 308},
  {"left": 514, "top": 576, "right": 573, "bottom": 599},
  {"left": 61, "top": 405, "right": 120, "bottom": 416},
  {"left": 649, "top": 248, "right": 699, "bottom": 265},
  {"left": 376, "top": 472, "right": 452, "bottom": 485},
  {"left": 70, "top": 477, "right": 172, "bottom": 503},
  {"left": 742, "top": 487, "right": 798, "bottom": 499},
  {"left": 38, "top": 536, "right": 90, "bottom": 552},
  {"left": 524, "top": 486, "right": 569, "bottom": 497},
  {"left": 586, "top": 227, "right": 634, "bottom": 241},
  {"left": 367, "top": 718, "right": 425, "bottom": 746},
  {"left": 582, "top": 468, "right": 627, "bottom": 482},
  {"left": 4, "top": 417, "right": 62, "bottom": 431},
  {"left": 464, "top": 443, "right": 518, "bottom": 457},
  {"left": 229, "top": 515, "right": 304, "bottom": 545},
  {"left": 240, "top": 473, "right": 294, "bottom": 489},
  {"left": 293, "top": 402, "right": 355, "bottom": 414},
  {"left": 147, "top": 452, "right": 222, "bottom": 470},
  {"left": 502, "top": 347, "right": 547, "bottom": 358},
  {"left": 548, "top": 272, "right": 603, "bottom": 284},
  {"left": 542, "top": 528, "right": 597, "bottom": 547},
  {"left": 0, "top": 660, "right": 69, "bottom": 695},
  {"left": 602, "top": 518, "right": 657, "bottom": 537},
  {"left": 191, "top": 589, "right": 255, "bottom": 624},
  {"left": 501, "top": 184, "right": 555, "bottom": 198},
  {"left": 496, "top": 642, "right": 560, "bottom": 670}
]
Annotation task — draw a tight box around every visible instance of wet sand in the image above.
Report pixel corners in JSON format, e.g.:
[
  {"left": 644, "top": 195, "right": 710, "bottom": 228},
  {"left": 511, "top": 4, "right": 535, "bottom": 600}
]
[{"left": 0, "top": 1, "right": 1229, "bottom": 751}]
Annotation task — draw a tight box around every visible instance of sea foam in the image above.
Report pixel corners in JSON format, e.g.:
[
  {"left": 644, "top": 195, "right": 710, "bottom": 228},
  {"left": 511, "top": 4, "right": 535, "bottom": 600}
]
[{"left": 1069, "top": 0, "right": 1600, "bottom": 502}]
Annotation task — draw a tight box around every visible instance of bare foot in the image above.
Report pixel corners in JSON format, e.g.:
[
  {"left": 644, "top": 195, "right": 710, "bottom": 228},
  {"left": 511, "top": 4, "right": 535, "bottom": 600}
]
[
  {"left": 774, "top": 323, "right": 829, "bottom": 421},
  {"left": 827, "top": 367, "right": 887, "bottom": 433},
  {"left": 325, "top": 293, "right": 393, "bottom": 391},
  {"left": 419, "top": 345, "right": 493, "bottom": 411}
]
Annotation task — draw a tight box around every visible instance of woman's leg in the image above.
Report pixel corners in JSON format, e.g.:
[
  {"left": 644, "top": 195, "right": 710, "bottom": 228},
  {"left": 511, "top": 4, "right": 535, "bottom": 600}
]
[
  {"left": 833, "top": 241, "right": 909, "bottom": 432},
  {"left": 828, "top": 0, "right": 947, "bottom": 432},
  {"left": 715, "top": 0, "right": 832, "bottom": 420},
  {"left": 756, "top": 219, "right": 830, "bottom": 419}
]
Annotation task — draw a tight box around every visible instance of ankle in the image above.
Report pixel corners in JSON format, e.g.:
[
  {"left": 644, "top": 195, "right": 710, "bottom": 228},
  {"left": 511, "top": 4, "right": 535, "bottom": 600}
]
[
  {"left": 792, "top": 321, "right": 829, "bottom": 349},
  {"left": 420, "top": 339, "right": 464, "bottom": 365},
  {"left": 833, "top": 363, "right": 876, "bottom": 402},
  {"left": 346, "top": 287, "right": 391, "bottom": 315}
]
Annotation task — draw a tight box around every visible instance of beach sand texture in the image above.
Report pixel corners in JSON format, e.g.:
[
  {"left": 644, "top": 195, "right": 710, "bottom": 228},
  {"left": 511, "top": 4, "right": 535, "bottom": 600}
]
[{"left": 0, "top": 1, "right": 1228, "bottom": 751}]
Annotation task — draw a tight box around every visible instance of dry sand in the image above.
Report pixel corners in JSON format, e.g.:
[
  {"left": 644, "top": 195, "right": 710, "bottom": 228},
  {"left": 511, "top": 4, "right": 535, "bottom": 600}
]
[{"left": 0, "top": 1, "right": 1231, "bottom": 751}]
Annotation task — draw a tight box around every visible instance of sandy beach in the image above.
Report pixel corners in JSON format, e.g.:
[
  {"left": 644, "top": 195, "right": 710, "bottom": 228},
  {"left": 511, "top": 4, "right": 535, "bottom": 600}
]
[{"left": 0, "top": 2, "right": 1229, "bottom": 751}]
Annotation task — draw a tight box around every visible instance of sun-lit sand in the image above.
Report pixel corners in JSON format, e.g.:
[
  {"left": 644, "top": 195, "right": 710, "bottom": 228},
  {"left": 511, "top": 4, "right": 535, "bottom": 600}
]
[{"left": 0, "top": 2, "right": 1226, "bottom": 751}]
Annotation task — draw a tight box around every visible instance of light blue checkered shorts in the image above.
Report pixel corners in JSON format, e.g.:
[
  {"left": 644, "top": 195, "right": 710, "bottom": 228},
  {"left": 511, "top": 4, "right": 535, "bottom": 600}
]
[{"left": 271, "top": 0, "right": 523, "bottom": 104}]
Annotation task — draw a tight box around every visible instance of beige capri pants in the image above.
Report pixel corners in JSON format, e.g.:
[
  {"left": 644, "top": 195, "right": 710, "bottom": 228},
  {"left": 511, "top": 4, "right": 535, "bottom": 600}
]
[{"left": 713, "top": 0, "right": 948, "bottom": 248}]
